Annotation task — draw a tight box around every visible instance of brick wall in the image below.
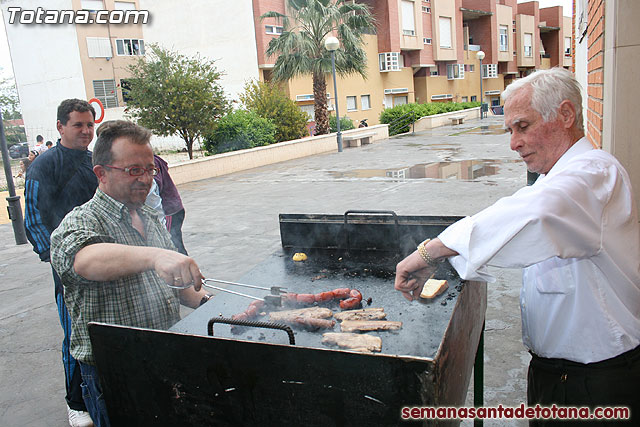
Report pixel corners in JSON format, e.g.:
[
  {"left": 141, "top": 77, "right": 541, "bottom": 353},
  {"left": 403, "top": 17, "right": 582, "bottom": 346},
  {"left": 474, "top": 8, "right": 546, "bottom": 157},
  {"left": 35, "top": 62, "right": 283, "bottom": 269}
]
[
  {"left": 571, "top": 0, "right": 576, "bottom": 72},
  {"left": 586, "top": 0, "right": 604, "bottom": 148}
]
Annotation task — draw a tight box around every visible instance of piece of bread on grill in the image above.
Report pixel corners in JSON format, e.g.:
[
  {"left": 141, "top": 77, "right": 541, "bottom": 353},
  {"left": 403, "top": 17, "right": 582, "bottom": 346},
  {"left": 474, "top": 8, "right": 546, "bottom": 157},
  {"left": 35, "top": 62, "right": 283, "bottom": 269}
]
[{"left": 420, "top": 279, "right": 448, "bottom": 299}]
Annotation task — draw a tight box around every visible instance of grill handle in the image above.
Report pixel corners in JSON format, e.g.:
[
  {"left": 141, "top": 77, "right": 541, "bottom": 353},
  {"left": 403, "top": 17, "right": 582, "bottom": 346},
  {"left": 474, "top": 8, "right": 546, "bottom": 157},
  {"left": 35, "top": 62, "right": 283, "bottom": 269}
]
[
  {"left": 343, "top": 210, "right": 401, "bottom": 254},
  {"left": 207, "top": 317, "right": 295, "bottom": 345}
]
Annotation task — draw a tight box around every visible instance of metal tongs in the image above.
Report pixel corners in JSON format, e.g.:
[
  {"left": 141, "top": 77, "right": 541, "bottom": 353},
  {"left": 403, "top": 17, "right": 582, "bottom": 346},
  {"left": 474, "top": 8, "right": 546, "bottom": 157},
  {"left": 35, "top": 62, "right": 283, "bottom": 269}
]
[{"left": 201, "top": 278, "right": 287, "bottom": 307}]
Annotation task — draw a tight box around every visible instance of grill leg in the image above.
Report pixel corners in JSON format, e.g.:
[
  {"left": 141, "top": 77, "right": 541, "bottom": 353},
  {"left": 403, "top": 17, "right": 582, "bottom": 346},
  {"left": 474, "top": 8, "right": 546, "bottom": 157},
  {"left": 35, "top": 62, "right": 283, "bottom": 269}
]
[{"left": 474, "top": 322, "right": 484, "bottom": 427}]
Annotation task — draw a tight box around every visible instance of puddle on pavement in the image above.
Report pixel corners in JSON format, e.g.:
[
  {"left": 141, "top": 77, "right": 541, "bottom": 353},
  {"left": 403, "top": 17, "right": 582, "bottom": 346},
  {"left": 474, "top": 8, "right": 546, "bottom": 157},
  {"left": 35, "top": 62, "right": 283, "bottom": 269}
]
[
  {"left": 328, "top": 159, "right": 521, "bottom": 181},
  {"left": 450, "top": 125, "right": 508, "bottom": 136}
]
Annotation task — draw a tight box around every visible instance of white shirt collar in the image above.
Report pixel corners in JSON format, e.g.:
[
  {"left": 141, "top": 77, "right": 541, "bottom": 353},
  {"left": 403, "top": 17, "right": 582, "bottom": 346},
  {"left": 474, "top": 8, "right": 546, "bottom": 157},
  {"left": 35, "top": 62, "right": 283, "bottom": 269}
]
[{"left": 539, "top": 137, "right": 593, "bottom": 180}]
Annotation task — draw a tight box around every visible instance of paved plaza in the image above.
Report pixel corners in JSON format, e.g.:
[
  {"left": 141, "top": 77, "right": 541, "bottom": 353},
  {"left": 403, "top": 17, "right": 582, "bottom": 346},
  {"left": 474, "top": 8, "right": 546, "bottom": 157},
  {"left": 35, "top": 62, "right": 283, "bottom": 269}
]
[{"left": 1, "top": 116, "right": 529, "bottom": 426}]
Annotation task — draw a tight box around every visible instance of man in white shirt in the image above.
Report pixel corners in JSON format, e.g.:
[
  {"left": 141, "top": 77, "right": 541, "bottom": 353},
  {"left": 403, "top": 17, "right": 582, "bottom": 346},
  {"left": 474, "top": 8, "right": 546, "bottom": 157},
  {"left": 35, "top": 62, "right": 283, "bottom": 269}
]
[{"left": 395, "top": 67, "right": 640, "bottom": 423}]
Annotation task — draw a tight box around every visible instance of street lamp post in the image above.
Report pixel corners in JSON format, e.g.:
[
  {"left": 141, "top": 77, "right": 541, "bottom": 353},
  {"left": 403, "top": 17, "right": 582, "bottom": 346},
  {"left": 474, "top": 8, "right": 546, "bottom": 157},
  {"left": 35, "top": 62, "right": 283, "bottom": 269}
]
[
  {"left": 324, "top": 36, "right": 342, "bottom": 152},
  {"left": 0, "top": 106, "right": 28, "bottom": 245},
  {"left": 477, "top": 50, "right": 485, "bottom": 120}
]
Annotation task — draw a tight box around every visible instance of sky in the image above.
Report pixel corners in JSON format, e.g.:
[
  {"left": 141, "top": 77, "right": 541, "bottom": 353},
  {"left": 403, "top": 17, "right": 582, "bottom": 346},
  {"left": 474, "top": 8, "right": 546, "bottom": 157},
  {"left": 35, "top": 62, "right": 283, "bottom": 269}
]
[{"left": 0, "top": 0, "right": 573, "bottom": 80}]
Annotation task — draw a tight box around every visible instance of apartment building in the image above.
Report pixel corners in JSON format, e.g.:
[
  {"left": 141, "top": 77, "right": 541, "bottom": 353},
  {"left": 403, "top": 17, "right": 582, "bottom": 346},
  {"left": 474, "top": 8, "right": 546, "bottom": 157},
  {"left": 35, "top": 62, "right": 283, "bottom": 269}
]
[
  {"left": 253, "top": 0, "right": 572, "bottom": 127},
  {"left": 2, "top": 0, "right": 571, "bottom": 143}
]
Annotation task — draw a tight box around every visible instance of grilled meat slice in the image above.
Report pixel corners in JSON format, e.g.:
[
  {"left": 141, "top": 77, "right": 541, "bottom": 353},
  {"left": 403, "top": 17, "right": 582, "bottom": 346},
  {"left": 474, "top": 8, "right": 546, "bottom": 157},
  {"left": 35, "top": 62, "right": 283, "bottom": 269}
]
[
  {"left": 322, "top": 332, "right": 382, "bottom": 353},
  {"left": 339, "top": 320, "right": 402, "bottom": 333},
  {"left": 334, "top": 307, "right": 387, "bottom": 322}
]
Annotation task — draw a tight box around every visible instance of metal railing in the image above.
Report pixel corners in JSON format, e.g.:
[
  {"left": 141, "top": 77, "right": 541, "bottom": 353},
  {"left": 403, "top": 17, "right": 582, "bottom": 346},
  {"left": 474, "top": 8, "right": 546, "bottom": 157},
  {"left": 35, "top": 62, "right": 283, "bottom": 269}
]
[{"left": 387, "top": 111, "right": 417, "bottom": 136}]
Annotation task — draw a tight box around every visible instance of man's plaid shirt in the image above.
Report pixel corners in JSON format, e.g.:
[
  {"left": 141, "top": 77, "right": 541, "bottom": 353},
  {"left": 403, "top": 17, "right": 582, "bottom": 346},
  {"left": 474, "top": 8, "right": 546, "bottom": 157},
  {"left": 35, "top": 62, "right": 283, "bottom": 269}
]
[{"left": 51, "top": 188, "right": 181, "bottom": 365}]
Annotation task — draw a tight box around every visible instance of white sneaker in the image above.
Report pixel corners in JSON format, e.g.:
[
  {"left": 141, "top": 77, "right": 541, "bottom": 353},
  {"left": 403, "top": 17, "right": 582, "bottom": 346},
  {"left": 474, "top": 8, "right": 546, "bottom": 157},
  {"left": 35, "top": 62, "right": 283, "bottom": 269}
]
[{"left": 67, "top": 405, "right": 94, "bottom": 427}]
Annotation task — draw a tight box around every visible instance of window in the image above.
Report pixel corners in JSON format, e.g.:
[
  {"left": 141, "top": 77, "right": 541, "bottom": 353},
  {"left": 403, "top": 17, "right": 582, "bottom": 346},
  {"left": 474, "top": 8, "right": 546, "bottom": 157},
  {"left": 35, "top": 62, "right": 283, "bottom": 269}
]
[
  {"left": 114, "top": 1, "right": 136, "bottom": 10},
  {"left": 116, "top": 38, "right": 145, "bottom": 56},
  {"left": 461, "top": 96, "right": 468, "bottom": 102},
  {"left": 299, "top": 104, "right": 314, "bottom": 122},
  {"left": 93, "top": 79, "right": 118, "bottom": 108},
  {"left": 439, "top": 17, "right": 452, "bottom": 48},
  {"left": 361, "top": 95, "right": 371, "bottom": 110},
  {"left": 471, "top": 95, "right": 477, "bottom": 102},
  {"left": 430, "top": 67, "right": 439, "bottom": 76},
  {"left": 564, "top": 37, "right": 571, "bottom": 56},
  {"left": 447, "top": 64, "right": 464, "bottom": 80},
  {"left": 422, "top": 6, "right": 431, "bottom": 13},
  {"left": 524, "top": 33, "right": 533, "bottom": 57},
  {"left": 379, "top": 52, "right": 401, "bottom": 71},
  {"left": 464, "top": 64, "right": 475, "bottom": 72},
  {"left": 401, "top": 1, "right": 416, "bottom": 36},
  {"left": 481, "top": 64, "right": 498, "bottom": 78},
  {"left": 86, "top": 37, "right": 112, "bottom": 58},
  {"left": 393, "top": 96, "right": 408, "bottom": 106},
  {"left": 423, "top": 38, "right": 432, "bottom": 45},
  {"left": 265, "top": 25, "right": 283, "bottom": 35},
  {"left": 499, "top": 25, "right": 508, "bottom": 51},
  {"left": 346, "top": 96, "right": 357, "bottom": 111},
  {"left": 81, "top": 0, "right": 104, "bottom": 12}
]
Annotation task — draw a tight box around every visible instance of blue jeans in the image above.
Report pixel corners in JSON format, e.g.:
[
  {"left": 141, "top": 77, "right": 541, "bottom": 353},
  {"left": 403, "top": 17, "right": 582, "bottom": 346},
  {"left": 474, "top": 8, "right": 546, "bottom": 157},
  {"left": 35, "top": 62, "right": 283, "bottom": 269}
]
[
  {"left": 79, "top": 362, "right": 111, "bottom": 427},
  {"left": 52, "top": 267, "right": 86, "bottom": 411}
]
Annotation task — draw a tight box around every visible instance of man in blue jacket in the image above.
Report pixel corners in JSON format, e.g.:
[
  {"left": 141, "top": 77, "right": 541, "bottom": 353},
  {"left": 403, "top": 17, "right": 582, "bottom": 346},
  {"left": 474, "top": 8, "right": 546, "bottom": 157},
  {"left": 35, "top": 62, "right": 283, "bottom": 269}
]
[{"left": 25, "top": 99, "right": 97, "bottom": 427}]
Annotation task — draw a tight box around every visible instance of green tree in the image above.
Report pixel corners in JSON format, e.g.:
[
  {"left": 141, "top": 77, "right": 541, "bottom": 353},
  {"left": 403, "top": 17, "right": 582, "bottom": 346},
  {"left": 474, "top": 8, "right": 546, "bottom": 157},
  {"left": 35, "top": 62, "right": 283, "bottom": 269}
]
[
  {"left": 0, "top": 77, "right": 25, "bottom": 144},
  {"left": 262, "top": 0, "right": 374, "bottom": 135},
  {"left": 240, "top": 80, "right": 309, "bottom": 142},
  {"left": 202, "top": 110, "right": 276, "bottom": 155},
  {"left": 0, "top": 77, "right": 21, "bottom": 120},
  {"left": 125, "top": 44, "right": 229, "bottom": 159}
]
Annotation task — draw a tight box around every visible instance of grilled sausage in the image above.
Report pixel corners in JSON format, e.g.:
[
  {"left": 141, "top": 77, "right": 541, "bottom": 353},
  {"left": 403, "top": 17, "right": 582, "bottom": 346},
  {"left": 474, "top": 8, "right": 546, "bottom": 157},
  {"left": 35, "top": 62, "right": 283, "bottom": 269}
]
[
  {"left": 339, "top": 298, "right": 361, "bottom": 310},
  {"left": 339, "top": 289, "right": 363, "bottom": 310},
  {"left": 332, "top": 288, "right": 351, "bottom": 299},
  {"left": 315, "top": 291, "right": 335, "bottom": 302},
  {"left": 297, "top": 293, "right": 316, "bottom": 304}
]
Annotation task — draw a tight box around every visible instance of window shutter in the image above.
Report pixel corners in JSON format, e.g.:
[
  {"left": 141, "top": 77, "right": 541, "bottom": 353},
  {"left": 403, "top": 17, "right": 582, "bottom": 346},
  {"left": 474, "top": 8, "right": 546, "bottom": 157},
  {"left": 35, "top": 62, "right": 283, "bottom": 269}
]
[
  {"left": 402, "top": 1, "right": 416, "bottom": 36},
  {"left": 86, "top": 37, "right": 112, "bottom": 58},
  {"left": 439, "top": 17, "right": 452, "bottom": 48}
]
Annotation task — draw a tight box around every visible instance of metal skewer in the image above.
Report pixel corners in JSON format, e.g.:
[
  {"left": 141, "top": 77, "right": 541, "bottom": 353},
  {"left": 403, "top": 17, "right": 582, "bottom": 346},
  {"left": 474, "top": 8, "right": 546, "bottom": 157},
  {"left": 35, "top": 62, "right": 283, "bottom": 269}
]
[
  {"left": 204, "top": 278, "right": 287, "bottom": 295},
  {"left": 202, "top": 283, "right": 282, "bottom": 306}
]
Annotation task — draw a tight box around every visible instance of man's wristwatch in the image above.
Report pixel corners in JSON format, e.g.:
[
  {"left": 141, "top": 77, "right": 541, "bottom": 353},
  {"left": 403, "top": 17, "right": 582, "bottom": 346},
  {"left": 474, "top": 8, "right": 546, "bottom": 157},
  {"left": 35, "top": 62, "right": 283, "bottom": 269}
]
[{"left": 199, "top": 294, "right": 213, "bottom": 306}]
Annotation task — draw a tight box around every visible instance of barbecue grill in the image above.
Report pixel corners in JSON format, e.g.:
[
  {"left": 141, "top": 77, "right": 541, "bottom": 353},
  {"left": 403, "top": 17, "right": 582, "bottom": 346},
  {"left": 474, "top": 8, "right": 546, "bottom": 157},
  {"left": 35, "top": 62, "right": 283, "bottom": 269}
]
[{"left": 89, "top": 211, "right": 487, "bottom": 426}]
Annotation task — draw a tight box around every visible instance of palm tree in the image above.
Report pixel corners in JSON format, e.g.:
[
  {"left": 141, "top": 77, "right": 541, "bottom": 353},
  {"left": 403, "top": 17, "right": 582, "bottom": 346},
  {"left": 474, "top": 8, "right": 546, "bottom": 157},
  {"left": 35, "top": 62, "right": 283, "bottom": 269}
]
[{"left": 262, "top": 0, "right": 374, "bottom": 135}]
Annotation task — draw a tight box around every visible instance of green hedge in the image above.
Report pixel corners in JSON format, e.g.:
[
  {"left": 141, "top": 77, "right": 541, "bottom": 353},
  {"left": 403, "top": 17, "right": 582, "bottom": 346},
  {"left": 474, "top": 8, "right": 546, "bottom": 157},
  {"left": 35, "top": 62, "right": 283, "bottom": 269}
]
[
  {"left": 202, "top": 110, "right": 276, "bottom": 155},
  {"left": 380, "top": 101, "right": 481, "bottom": 135},
  {"left": 329, "top": 116, "right": 355, "bottom": 133}
]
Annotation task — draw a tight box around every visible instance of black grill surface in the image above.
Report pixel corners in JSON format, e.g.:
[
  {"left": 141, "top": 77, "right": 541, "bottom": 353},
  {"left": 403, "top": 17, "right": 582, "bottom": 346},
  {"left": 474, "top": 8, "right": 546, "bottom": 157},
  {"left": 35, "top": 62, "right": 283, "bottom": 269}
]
[{"left": 171, "top": 248, "right": 464, "bottom": 359}]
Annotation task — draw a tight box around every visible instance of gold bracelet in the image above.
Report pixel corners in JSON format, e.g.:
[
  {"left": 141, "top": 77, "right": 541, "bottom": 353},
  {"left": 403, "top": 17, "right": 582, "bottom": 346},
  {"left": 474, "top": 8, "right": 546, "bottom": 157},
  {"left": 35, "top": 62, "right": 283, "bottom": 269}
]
[{"left": 417, "top": 239, "right": 439, "bottom": 266}]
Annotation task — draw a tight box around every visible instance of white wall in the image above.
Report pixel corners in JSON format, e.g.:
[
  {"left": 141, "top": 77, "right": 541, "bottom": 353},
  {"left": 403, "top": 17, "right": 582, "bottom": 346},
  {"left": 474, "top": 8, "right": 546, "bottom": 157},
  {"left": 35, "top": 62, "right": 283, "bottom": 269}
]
[
  {"left": 1, "top": 0, "right": 86, "bottom": 145},
  {"left": 140, "top": 0, "right": 259, "bottom": 103},
  {"left": 574, "top": 0, "right": 588, "bottom": 132},
  {"left": 602, "top": 0, "right": 640, "bottom": 217}
]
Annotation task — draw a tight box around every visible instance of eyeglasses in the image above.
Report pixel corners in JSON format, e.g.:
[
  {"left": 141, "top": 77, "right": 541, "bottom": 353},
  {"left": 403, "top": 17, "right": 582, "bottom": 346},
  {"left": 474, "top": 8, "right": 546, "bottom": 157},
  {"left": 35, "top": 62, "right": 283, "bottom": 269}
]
[{"left": 104, "top": 165, "right": 159, "bottom": 177}]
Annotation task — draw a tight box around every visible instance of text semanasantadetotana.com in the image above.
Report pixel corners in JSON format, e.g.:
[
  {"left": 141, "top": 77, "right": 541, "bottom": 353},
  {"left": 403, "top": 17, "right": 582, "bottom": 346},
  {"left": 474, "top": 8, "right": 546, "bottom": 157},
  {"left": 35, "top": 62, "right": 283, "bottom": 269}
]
[{"left": 401, "top": 404, "right": 630, "bottom": 421}]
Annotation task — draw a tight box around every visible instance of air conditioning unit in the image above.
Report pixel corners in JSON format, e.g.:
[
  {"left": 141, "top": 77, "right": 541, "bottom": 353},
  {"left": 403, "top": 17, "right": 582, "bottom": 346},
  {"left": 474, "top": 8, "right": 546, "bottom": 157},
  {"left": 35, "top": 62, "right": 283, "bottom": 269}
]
[{"left": 384, "top": 88, "right": 409, "bottom": 94}]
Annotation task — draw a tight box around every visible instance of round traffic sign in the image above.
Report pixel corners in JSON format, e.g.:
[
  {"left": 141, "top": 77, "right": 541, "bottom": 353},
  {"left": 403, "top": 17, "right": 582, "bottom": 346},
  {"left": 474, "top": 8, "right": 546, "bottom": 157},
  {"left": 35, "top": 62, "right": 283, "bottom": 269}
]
[{"left": 88, "top": 98, "right": 105, "bottom": 123}]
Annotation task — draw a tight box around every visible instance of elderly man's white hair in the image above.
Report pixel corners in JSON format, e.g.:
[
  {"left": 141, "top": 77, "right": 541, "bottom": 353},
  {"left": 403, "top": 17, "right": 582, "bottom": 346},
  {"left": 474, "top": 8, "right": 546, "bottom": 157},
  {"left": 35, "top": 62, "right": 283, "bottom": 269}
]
[{"left": 501, "top": 67, "right": 584, "bottom": 132}]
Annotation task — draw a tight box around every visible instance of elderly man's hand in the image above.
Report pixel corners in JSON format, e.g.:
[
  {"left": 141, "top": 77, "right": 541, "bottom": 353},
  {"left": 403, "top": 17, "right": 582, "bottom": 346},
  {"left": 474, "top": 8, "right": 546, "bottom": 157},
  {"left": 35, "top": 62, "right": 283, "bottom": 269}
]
[
  {"left": 394, "top": 251, "right": 436, "bottom": 301},
  {"left": 154, "top": 250, "right": 205, "bottom": 291}
]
